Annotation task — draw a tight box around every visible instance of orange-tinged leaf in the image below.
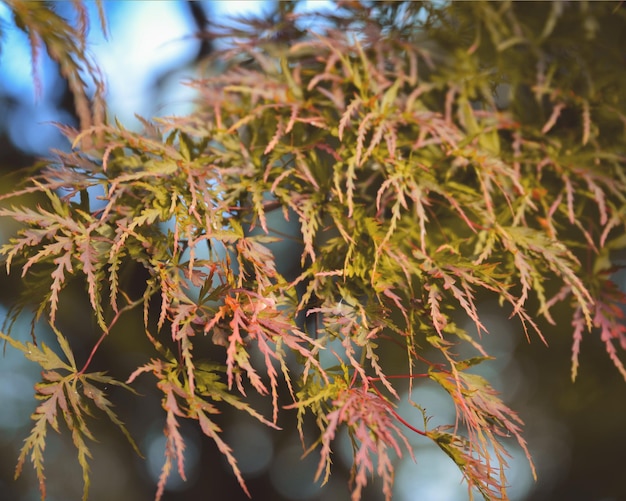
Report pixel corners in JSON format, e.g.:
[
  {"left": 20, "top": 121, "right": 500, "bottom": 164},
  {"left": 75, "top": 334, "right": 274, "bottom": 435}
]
[{"left": 0, "top": 332, "right": 72, "bottom": 371}]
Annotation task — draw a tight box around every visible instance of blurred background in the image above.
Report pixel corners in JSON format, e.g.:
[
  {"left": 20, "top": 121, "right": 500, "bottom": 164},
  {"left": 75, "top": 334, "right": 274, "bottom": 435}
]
[{"left": 0, "top": 2, "right": 625, "bottom": 501}]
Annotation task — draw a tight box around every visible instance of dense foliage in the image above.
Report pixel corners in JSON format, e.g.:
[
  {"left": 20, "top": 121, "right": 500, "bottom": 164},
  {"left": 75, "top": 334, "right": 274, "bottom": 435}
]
[{"left": 1, "top": 2, "right": 625, "bottom": 500}]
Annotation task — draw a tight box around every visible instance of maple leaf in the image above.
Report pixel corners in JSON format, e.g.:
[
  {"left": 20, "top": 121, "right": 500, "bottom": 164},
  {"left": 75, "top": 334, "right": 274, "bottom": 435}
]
[
  {"left": 0, "top": 329, "right": 140, "bottom": 501},
  {"left": 428, "top": 366, "right": 536, "bottom": 499},
  {"left": 570, "top": 277, "right": 626, "bottom": 381},
  {"left": 315, "top": 385, "right": 413, "bottom": 501}
]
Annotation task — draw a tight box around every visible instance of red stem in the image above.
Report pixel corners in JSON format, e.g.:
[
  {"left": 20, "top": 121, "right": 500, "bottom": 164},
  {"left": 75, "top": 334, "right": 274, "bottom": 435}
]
[
  {"left": 78, "top": 328, "right": 109, "bottom": 377},
  {"left": 77, "top": 300, "right": 141, "bottom": 376},
  {"left": 369, "top": 379, "right": 427, "bottom": 436}
]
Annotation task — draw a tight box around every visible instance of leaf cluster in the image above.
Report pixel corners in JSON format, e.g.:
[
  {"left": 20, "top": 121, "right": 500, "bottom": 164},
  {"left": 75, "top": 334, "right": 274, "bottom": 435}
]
[{"left": 1, "top": 1, "right": 626, "bottom": 500}]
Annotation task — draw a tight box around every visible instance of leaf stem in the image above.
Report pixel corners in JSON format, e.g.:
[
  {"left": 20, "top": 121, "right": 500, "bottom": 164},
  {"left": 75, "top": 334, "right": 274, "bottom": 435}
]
[
  {"left": 369, "top": 380, "right": 427, "bottom": 436},
  {"left": 78, "top": 299, "right": 142, "bottom": 376}
]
